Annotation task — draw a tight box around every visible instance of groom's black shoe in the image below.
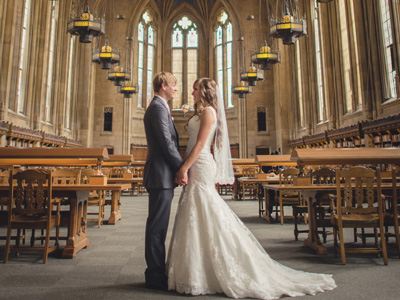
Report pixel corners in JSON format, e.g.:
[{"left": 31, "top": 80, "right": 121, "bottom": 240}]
[{"left": 145, "top": 281, "right": 168, "bottom": 291}]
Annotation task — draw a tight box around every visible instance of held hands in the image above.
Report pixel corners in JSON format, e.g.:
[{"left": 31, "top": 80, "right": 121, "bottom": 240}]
[{"left": 175, "top": 168, "right": 188, "bottom": 186}]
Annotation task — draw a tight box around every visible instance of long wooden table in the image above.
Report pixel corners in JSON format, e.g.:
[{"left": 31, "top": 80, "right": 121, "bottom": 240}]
[
  {"left": 0, "top": 183, "right": 130, "bottom": 258},
  {"left": 262, "top": 183, "right": 393, "bottom": 255},
  {"left": 237, "top": 176, "right": 279, "bottom": 216}
]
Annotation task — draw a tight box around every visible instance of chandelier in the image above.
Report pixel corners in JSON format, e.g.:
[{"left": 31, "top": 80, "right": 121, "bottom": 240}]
[
  {"left": 232, "top": 37, "right": 252, "bottom": 99},
  {"left": 232, "top": 81, "right": 252, "bottom": 99},
  {"left": 270, "top": 0, "right": 307, "bottom": 45},
  {"left": 251, "top": 41, "right": 280, "bottom": 70},
  {"left": 67, "top": 0, "right": 105, "bottom": 43},
  {"left": 92, "top": 39, "right": 120, "bottom": 69},
  {"left": 107, "top": 64, "right": 130, "bottom": 86},
  {"left": 240, "top": 63, "right": 264, "bottom": 86},
  {"left": 118, "top": 81, "right": 137, "bottom": 98},
  {"left": 91, "top": 0, "right": 120, "bottom": 69}
]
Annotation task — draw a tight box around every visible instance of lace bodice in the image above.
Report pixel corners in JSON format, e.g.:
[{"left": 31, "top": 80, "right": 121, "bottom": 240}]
[{"left": 185, "top": 106, "right": 217, "bottom": 158}]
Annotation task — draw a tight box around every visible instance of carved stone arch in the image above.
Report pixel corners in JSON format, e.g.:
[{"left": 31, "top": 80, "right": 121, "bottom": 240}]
[
  {"left": 163, "top": 4, "right": 206, "bottom": 45},
  {"left": 126, "top": 0, "right": 161, "bottom": 40},
  {"left": 211, "top": 0, "right": 242, "bottom": 38}
]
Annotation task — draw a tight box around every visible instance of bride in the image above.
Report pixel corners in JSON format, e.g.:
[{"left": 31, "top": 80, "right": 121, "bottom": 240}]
[{"left": 167, "top": 78, "right": 336, "bottom": 299}]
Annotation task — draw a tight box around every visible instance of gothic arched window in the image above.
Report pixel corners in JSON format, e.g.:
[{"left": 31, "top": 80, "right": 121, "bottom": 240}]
[
  {"left": 171, "top": 16, "right": 198, "bottom": 109},
  {"left": 137, "top": 11, "right": 156, "bottom": 108},
  {"left": 45, "top": 0, "right": 59, "bottom": 123},
  {"left": 13, "top": 0, "right": 32, "bottom": 114},
  {"left": 379, "top": 0, "right": 397, "bottom": 100},
  {"left": 215, "top": 11, "right": 233, "bottom": 108}
]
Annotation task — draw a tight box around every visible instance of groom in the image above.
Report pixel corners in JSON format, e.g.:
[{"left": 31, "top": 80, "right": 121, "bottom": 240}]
[{"left": 143, "top": 71, "right": 187, "bottom": 290}]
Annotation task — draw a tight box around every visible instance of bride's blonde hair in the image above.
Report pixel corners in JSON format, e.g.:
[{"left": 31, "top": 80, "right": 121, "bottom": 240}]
[{"left": 186, "top": 78, "right": 218, "bottom": 128}]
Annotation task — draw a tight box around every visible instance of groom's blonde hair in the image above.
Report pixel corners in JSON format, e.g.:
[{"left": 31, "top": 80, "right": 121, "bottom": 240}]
[{"left": 153, "top": 72, "right": 177, "bottom": 92}]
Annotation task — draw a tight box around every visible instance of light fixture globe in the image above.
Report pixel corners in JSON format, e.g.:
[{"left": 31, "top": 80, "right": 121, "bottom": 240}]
[
  {"left": 118, "top": 81, "right": 137, "bottom": 98},
  {"left": 107, "top": 65, "right": 131, "bottom": 86},
  {"left": 240, "top": 63, "right": 264, "bottom": 86},
  {"left": 67, "top": 7, "right": 105, "bottom": 43},
  {"left": 270, "top": 7, "right": 307, "bottom": 45},
  {"left": 232, "top": 81, "right": 252, "bottom": 99},
  {"left": 251, "top": 41, "right": 281, "bottom": 70},
  {"left": 92, "top": 39, "right": 120, "bottom": 69}
]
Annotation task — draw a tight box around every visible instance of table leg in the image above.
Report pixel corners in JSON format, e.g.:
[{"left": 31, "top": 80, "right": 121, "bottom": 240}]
[
  {"left": 302, "top": 191, "right": 327, "bottom": 255},
  {"left": 233, "top": 179, "right": 239, "bottom": 200},
  {"left": 107, "top": 190, "right": 122, "bottom": 225},
  {"left": 62, "top": 191, "right": 90, "bottom": 258},
  {"left": 262, "top": 187, "right": 274, "bottom": 223}
]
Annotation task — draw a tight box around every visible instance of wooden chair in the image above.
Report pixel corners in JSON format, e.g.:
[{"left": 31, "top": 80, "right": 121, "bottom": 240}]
[
  {"left": 51, "top": 168, "right": 81, "bottom": 236},
  {"left": 241, "top": 167, "right": 259, "bottom": 200},
  {"left": 81, "top": 168, "right": 105, "bottom": 228},
  {"left": 52, "top": 168, "right": 81, "bottom": 185},
  {"left": 294, "top": 167, "right": 336, "bottom": 241},
  {"left": 4, "top": 169, "right": 61, "bottom": 263},
  {"left": 384, "top": 167, "right": 400, "bottom": 258},
  {"left": 331, "top": 166, "right": 388, "bottom": 265},
  {"left": 277, "top": 167, "right": 301, "bottom": 225},
  {"left": 0, "top": 169, "right": 10, "bottom": 218},
  {"left": 131, "top": 167, "right": 145, "bottom": 196}
]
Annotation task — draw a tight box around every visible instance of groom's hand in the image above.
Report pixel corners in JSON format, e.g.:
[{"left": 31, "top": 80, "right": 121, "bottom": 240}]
[{"left": 175, "top": 169, "right": 188, "bottom": 186}]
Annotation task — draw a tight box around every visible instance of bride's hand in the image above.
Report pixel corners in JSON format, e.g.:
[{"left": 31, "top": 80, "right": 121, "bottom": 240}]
[{"left": 176, "top": 168, "right": 188, "bottom": 186}]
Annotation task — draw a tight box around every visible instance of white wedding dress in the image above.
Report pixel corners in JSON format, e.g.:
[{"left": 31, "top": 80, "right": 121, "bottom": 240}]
[{"left": 166, "top": 107, "right": 336, "bottom": 299}]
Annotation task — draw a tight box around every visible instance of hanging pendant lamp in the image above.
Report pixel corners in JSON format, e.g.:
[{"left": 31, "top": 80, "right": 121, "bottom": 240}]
[
  {"left": 251, "top": 41, "right": 281, "bottom": 70},
  {"left": 240, "top": 63, "right": 264, "bottom": 86},
  {"left": 270, "top": 5, "right": 307, "bottom": 45},
  {"left": 118, "top": 81, "right": 137, "bottom": 98},
  {"left": 107, "top": 65, "right": 131, "bottom": 86},
  {"left": 92, "top": 39, "right": 120, "bottom": 69},
  {"left": 232, "top": 81, "right": 252, "bottom": 98},
  {"left": 67, "top": 4, "right": 105, "bottom": 43}
]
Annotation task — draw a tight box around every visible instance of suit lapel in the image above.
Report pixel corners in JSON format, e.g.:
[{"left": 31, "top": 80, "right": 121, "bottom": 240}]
[{"left": 153, "top": 96, "right": 178, "bottom": 142}]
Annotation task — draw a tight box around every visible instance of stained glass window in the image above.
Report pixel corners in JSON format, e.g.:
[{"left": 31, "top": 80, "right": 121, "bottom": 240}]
[
  {"left": 45, "top": 0, "right": 58, "bottom": 123},
  {"left": 172, "top": 28, "right": 183, "bottom": 47},
  {"left": 171, "top": 16, "right": 198, "bottom": 109},
  {"left": 379, "top": 0, "right": 397, "bottom": 99},
  {"left": 216, "top": 26, "right": 223, "bottom": 45},
  {"left": 143, "top": 11, "right": 150, "bottom": 24},
  {"left": 220, "top": 11, "right": 228, "bottom": 24},
  {"left": 138, "top": 22, "right": 144, "bottom": 42},
  {"left": 215, "top": 12, "right": 233, "bottom": 108},
  {"left": 187, "top": 28, "right": 198, "bottom": 48},
  {"left": 15, "top": 0, "right": 32, "bottom": 114},
  {"left": 178, "top": 16, "right": 192, "bottom": 29},
  {"left": 147, "top": 44, "right": 153, "bottom": 106},
  {"left": 148, "top": 26, "right": 154, "bottom": 45},
  {"left": 227, "top": 23, "right": 232, "bottom": 42},
  {"left": 137, "top": 13, "right": 156, "bottom": 108}
]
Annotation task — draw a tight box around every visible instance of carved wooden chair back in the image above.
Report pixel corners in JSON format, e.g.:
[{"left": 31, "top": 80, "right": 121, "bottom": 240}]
[
  {"left": 333, "top": 166, "right": 387, "bottom": 265},
  {"left": 4, "top": 169, "right": 60, "bottom": 263}
]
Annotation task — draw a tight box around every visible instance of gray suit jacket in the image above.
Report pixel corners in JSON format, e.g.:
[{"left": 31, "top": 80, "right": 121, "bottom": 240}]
[{"left": 143, "top": 96, "right": 183, "bottom": 189}]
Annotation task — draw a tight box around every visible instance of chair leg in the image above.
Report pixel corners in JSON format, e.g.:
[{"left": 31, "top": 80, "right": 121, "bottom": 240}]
[
  {"left": 280, "top": 200, "right": 284, "bottom": 225},
  {"left": 294, "top": 211, "right": 299, "bottom": 241},
  {"left": 338, "top": 224, "right": 346, "bottom": 265},
  {"left": 395, "top": 218, "right": 400, "bottom": 258},
  {"left": 4, "top": 227, "right": 12, "bottom": 263},
  {"left": 379, "top": 223, "right": 388, "bottom": 265},
  {"left": 43, "top": 228, "right": 50, "bottom": 264}
]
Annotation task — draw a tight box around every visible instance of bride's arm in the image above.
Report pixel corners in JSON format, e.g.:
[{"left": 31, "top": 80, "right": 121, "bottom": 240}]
[{"left": 176, "top": 108, "right": 215, "bottom": 180}]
